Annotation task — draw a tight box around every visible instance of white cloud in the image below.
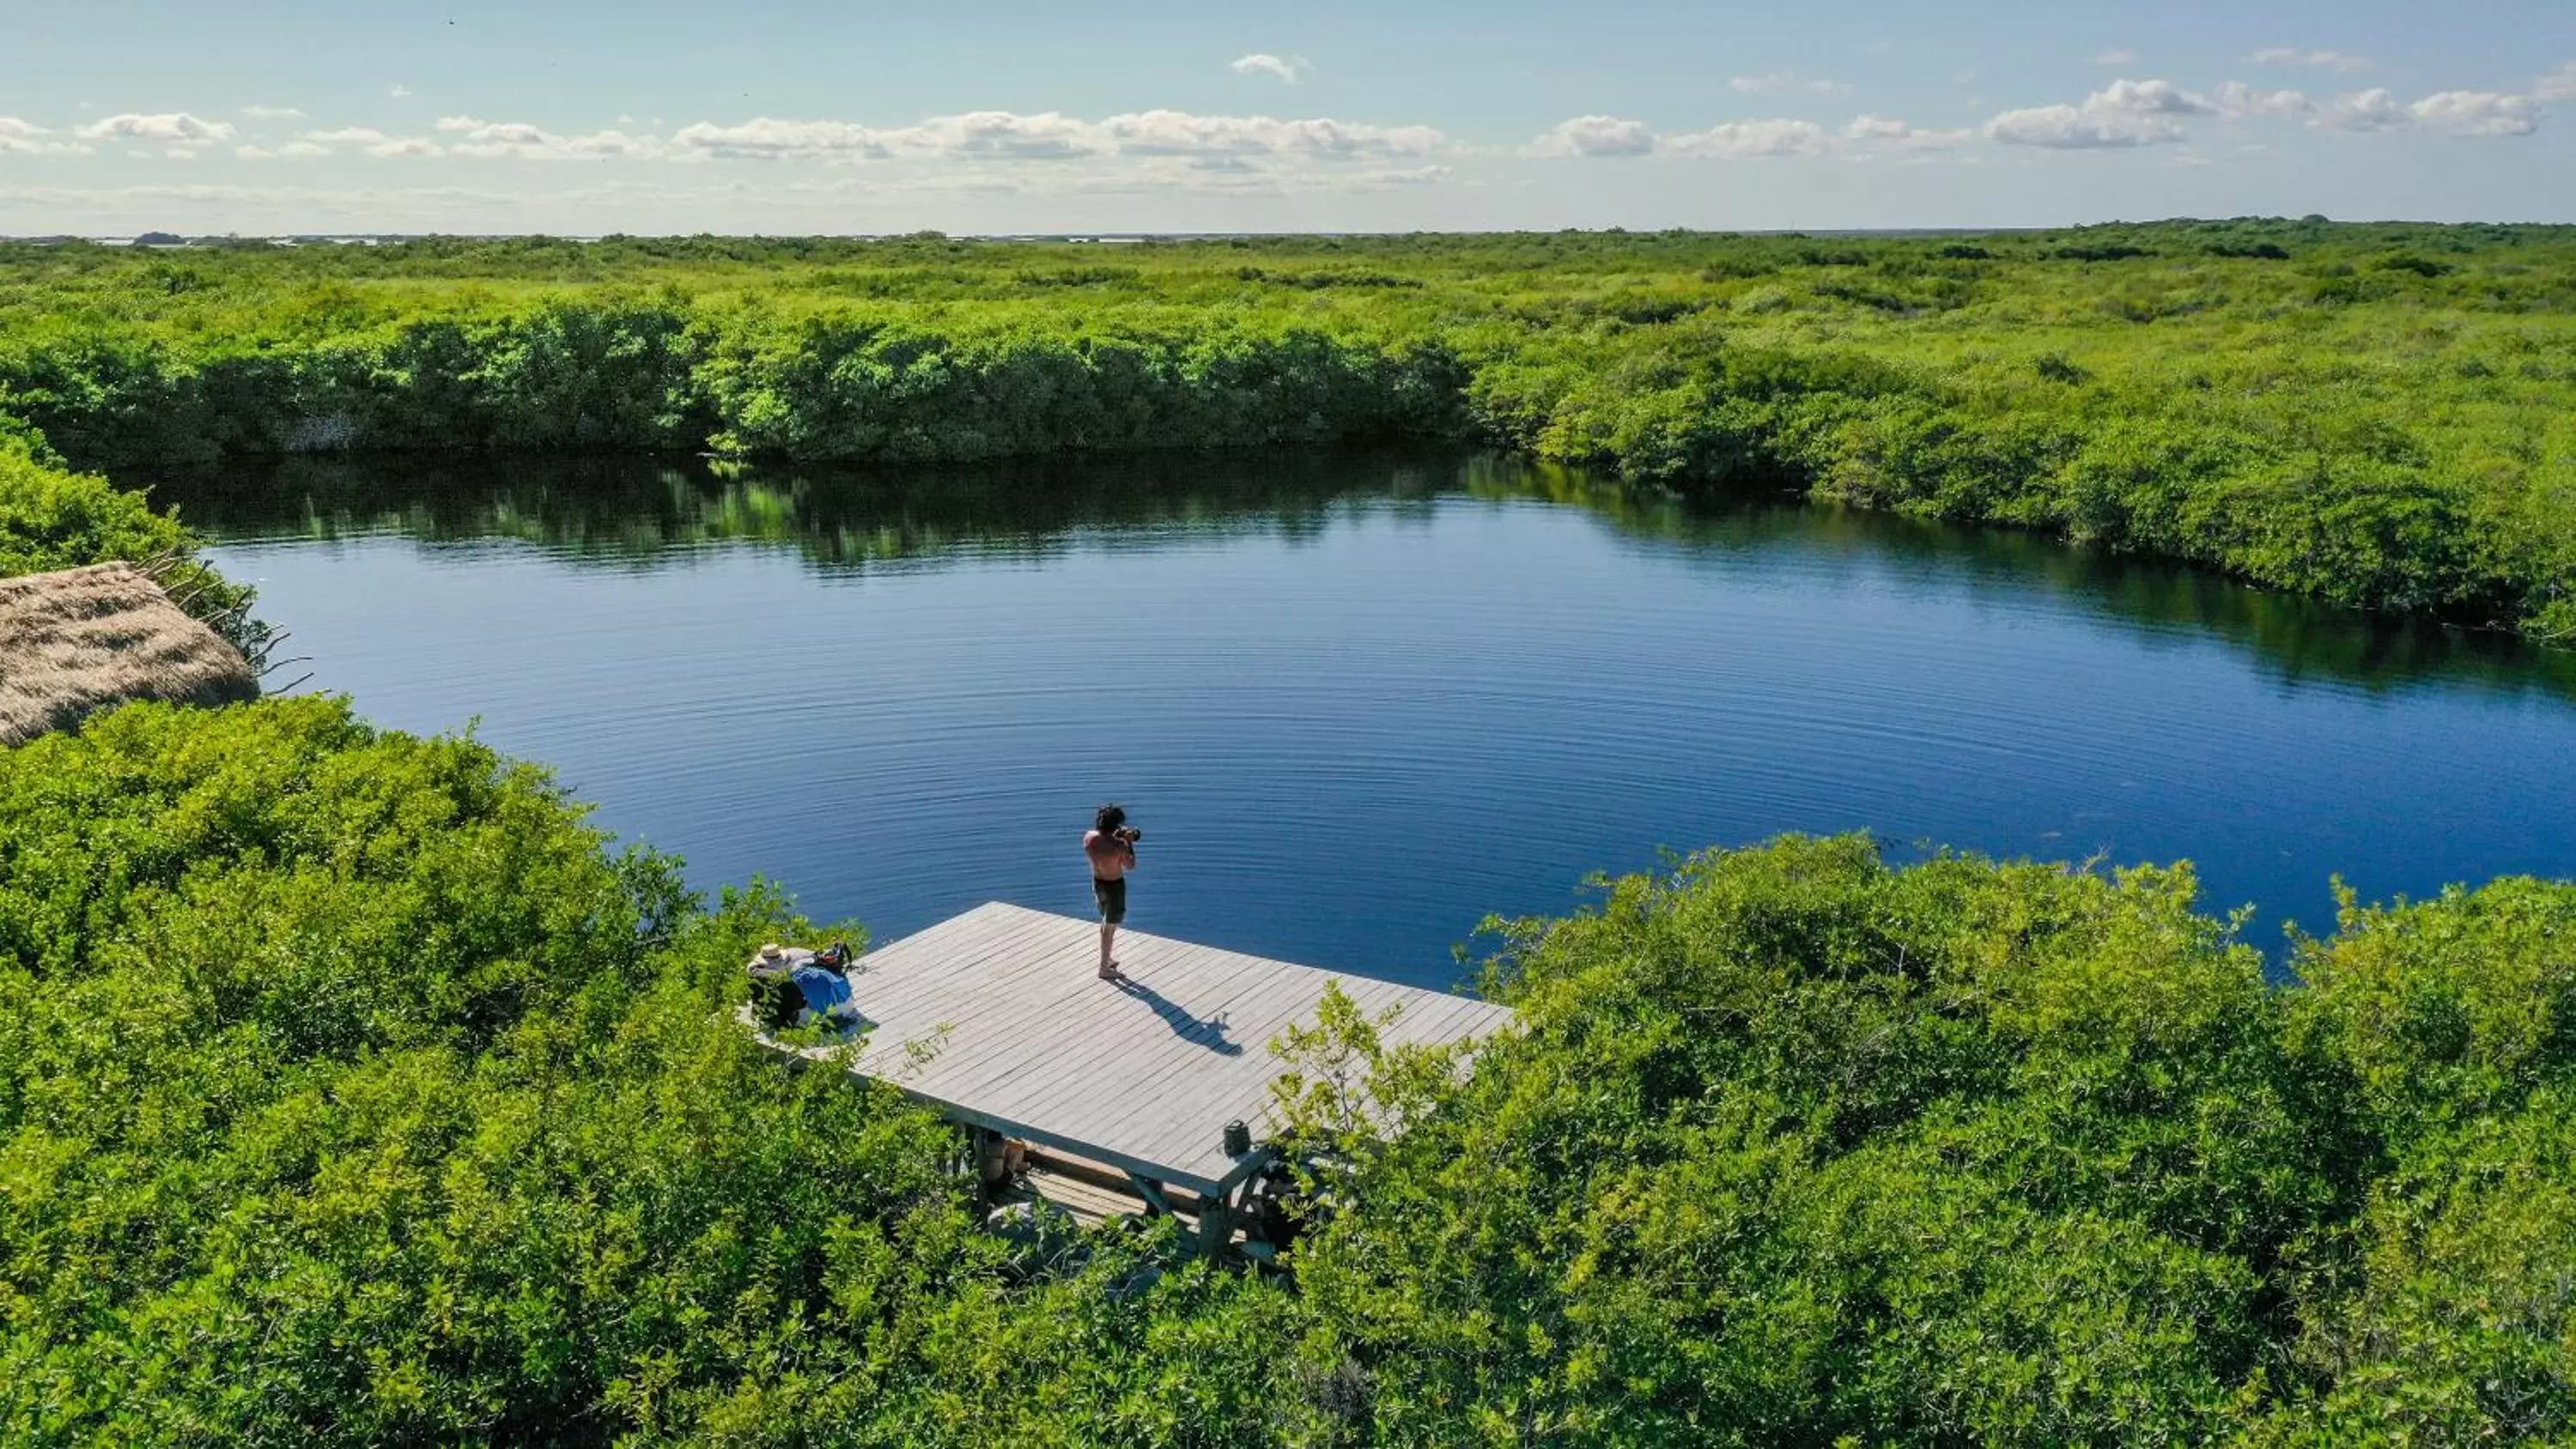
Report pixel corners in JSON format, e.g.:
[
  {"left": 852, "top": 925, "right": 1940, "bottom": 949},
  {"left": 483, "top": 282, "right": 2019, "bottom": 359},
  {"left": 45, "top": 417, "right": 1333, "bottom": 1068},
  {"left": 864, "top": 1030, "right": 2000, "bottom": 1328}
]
[
  {"left": 302, "top": 126, "right": 448, "bottom": 158},
  {"left": 1843, "top": 114, "right": 1975, "bottom": 150},
  {"left": 75, "top": 112, "right": 237, "bottom": 143},
  {"left": 2313, "top": 88, "right": 2414, "bottom": 132},
  {"left": 1662, "top": 118, "right": 1833, "bottom": 159},
  {"left": 1532, "top": 112, "right": 1947, "bottom": 161},
  {"left": 2212, "top": 82, "right": 2314, "bottom": 119},
  {"left": 0, "top": 181, "right": 527, "bottom": 216},
  {"left": 389, "top": 84, "right": 412, "bottom": 99},
  {"left": 240, "top": 105, "right": 305, "bottom": 120},
  {"left": 2539, "top": 64, "right": 2576, "bottom": 103},
  {"left": 235, "top": 141, "right": 331, "bottom": 161},
  {"left": 2410, "top": 90, "right": 2541, "bottom": 136},
  {"left": 2251, "top": 48, "right": 2372, "bottom": 74},
  {"left": 1025, "top": 158, "right": 1452, "bottom": 198},
  {"left": 1984, "top": 79, "right": 2211, "bottom": 149},
  {"left": 667, "top": 110, "right": 1442, "bottom": 164},
  {"left": 1527, "top": 114, "right": 1656, "bottom": 157},
  {"left": 2303, "top": 87, "right": 2548, "bottom": 139},
  {"left": 1229, "top": 53, "right": 1312, "bottom": 84},
  {"left": 900, "top": 111, "right": 1100, "bottom": 160},
  {"left": 1728, "top": 73, "right": 1850, "bottom": 96},
  {"left": 432, "top": 116, "right": 661, "bottom": 160},
  {"left": 2090, "top": 79, "right": 2218, "bottom": 117},
  {"left": 2094, "top": 48, "right": 2137, "bottom": 66},
  {"left": 1098, "top": 111, "right": 1443, "bottom": 160},
  {"left": 1987, "top": 104, "right": 2177, "bottom": 148},
  {"left": 668, "top": 117, "right": 885, "bottom": 161},
  {"left": 0, "top": 118, "right": 86, "bottom": 156}
]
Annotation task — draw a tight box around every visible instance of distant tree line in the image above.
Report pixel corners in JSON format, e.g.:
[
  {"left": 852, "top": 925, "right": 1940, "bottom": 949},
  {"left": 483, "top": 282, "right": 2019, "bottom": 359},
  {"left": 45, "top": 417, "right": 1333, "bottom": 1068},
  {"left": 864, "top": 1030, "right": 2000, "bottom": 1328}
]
[{"left": 2, "top": 220, "right": 2568, "bottom": 640}]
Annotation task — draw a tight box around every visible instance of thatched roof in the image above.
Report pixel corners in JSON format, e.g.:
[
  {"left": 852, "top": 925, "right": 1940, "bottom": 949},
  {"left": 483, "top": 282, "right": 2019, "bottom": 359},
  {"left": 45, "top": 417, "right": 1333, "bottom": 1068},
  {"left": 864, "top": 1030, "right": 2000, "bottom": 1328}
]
[{"left": 0, "top": 562, "right": 258, "bottom": 746}]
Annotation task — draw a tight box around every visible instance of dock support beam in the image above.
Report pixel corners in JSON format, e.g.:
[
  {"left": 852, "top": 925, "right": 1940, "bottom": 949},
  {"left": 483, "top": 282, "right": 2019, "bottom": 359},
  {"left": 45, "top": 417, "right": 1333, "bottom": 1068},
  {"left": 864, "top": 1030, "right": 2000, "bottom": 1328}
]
[{"left": 1124, "top": 1172, "right": 1181, "bottom": 1218}]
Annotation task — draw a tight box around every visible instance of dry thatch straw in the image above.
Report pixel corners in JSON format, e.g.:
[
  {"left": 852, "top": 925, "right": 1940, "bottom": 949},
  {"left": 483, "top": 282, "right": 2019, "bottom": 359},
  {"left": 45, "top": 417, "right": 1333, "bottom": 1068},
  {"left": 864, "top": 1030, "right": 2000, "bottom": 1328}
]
[{"left": 0, "top": 561, "right": 259, "bottom": 747}]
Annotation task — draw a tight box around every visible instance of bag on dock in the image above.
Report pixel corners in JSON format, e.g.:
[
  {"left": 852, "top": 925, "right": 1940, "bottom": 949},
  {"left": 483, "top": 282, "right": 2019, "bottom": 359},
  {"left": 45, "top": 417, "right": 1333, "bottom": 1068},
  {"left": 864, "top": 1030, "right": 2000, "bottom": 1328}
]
[{"left": 791, "top": 962, "right": 859, "bottom": 1028}]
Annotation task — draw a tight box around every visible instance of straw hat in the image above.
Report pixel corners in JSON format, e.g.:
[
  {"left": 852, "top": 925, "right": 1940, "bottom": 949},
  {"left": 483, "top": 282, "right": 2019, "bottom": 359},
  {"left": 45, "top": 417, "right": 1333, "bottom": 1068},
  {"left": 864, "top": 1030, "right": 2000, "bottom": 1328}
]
[{"left": 757, "top": 943, "right": 786, "bottom": 961}]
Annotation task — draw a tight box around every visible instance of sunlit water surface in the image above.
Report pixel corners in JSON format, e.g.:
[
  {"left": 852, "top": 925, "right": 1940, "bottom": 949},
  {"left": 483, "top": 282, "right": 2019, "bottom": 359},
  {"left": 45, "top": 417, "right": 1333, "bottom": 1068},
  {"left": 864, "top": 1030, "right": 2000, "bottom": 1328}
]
[{"left": 167, "top": 451, "right": 2576, "bottom": 989}]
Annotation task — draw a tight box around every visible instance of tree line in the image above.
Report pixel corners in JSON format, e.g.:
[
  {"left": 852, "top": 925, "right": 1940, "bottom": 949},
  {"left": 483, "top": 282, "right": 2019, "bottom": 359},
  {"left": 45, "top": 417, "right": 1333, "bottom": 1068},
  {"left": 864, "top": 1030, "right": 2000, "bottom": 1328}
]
[{"left": 0, "top": 220, "right": 2568, "bottom": 640}]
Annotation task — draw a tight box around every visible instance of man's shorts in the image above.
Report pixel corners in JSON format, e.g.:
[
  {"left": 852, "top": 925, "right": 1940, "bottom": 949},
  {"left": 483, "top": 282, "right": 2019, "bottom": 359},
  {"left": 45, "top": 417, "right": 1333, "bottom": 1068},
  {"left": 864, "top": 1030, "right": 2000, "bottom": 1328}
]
[{"left": 1092, "top": 876, "right": 1127, "bottom": 925}]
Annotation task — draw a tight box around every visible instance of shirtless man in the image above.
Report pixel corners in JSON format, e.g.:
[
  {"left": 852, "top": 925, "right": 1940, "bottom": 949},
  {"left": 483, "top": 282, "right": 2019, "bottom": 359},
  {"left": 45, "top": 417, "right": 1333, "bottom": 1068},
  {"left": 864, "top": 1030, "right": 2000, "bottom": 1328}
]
[{"left": 1084, "top": 803, "right": 1139, "bottom": 979}]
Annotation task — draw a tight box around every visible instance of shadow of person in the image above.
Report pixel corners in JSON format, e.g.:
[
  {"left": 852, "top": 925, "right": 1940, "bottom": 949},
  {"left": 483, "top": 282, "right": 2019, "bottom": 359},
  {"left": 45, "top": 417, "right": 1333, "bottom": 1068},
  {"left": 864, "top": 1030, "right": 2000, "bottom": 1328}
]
[{"left": 1113, "top": 977, "right": 1245, "bottom": 1056}]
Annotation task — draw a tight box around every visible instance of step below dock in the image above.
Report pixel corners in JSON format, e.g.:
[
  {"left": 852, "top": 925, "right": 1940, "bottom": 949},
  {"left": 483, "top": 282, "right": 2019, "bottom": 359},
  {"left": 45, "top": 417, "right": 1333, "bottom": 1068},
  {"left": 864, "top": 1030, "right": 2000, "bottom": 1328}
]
[{"left": 756, "top": 900, "right": 1516, "bottom": 1197}]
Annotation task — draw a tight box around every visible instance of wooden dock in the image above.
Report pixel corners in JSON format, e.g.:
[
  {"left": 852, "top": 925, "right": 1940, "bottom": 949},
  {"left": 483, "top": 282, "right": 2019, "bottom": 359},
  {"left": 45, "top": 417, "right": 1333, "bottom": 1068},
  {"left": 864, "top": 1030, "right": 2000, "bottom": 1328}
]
[{"left": 752, "top": 901, "right": 1516, "bottom": 1201}]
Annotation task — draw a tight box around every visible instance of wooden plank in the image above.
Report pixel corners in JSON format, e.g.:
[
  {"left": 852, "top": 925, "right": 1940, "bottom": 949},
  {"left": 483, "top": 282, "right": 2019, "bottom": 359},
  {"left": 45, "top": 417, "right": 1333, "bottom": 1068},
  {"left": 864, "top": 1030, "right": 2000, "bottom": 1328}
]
[
  {"left": 1070, "top": 955, "right": 1348, "bottom": 1149},
  {"left": 838, "top": 921, "right": 1042, "bottom": 1030},
  {"left": 985, "top": 954, "right": 1301, "bottom": 1149},
  {"left": 958, "top": 926, "right": 1252, "bottom": 1089},
  {"left": 1093, "top": 963, "right": 1416, "bottom": 1155},
  {"left": 1020, "top": 1167, "right": 1147, "bottom": 1228},
  {"left": 847, "top": 908, "right": 1063, "bottom": 1020},
  {"left": 866, "top": 1072, "right": 1239, "bottom": 1194},
  {"left": 1127, "top": 980, "right": 1500, "bottom": 1167},
  {"left": 760, "top": 904, "right": 1516, "bottom": 1193},
  {"left": 961, "top": 949, "right": 1293, "bottom": 1179},
  {"left": 860, "top": 941, "right": 1106, "bottom": 1094},
  {"left": 1376, "top": 990, "right": 1489, "bottom": 1046},
  {"left": 977, "top": 937, "right": 1290, "bottom": 1113},
  {"left": 859, "top": 907, "right": 1095, "bottom": 1034},
  {"left": 900, "top": 923, "right": 1194, "bottom": 1106}
]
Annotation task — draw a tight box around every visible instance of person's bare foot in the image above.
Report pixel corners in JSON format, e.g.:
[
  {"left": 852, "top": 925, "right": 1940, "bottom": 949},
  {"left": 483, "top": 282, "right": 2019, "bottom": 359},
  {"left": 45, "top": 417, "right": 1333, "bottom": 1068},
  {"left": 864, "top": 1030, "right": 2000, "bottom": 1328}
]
[{"left": 1098, "top": 961, "right": 1122, "bottom": 979}]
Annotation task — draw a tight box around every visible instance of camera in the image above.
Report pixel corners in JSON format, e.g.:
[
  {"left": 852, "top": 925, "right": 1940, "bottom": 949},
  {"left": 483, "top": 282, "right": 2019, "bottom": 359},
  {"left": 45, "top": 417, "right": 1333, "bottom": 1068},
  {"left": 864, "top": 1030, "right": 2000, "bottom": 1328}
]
[{"left": 1115, "top": 826, "right": 1143, "bottom": 843}]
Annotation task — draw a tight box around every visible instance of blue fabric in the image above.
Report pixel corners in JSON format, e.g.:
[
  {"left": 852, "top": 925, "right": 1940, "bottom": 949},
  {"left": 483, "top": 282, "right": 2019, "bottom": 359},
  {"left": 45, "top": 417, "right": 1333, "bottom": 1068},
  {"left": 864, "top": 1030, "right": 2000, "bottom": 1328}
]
[{"left": 791, "top": 964, "right": 853, "bottom": 1020}]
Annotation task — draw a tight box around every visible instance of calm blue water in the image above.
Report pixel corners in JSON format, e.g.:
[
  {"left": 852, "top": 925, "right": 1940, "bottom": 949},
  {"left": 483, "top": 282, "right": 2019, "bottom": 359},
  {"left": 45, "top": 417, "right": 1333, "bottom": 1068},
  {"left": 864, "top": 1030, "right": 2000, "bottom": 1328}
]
[{"left": 169, "top": 451, "right": 2576, "bottom": 989}]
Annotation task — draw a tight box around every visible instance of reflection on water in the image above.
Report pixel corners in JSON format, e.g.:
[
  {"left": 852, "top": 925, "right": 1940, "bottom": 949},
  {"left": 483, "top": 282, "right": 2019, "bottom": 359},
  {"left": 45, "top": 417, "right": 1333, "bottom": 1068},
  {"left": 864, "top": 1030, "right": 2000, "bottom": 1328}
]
[
  {"left": 159, "top": 450, "right": 2576, "bottom": 705},
  {"left": 161, "top": 449, "right": 2576, "bottom": 985}
]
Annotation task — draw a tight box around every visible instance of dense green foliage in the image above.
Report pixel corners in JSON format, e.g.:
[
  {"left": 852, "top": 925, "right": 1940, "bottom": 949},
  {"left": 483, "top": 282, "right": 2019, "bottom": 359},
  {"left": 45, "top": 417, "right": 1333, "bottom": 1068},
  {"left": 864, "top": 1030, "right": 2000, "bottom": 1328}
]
[
  {"left": 0, "top": 698, "right": 1269, "bottom": 1445},
  {"left": 0, "top": 434, "right": 258, "bottom": 646},
  {"left": 4, "top": 700, "right": 2569, "bottom": 1443},
  {"left": 4, "top": 222, "right": 2573, "bottom": 1438},
  {"left": 3, "top": 220, "right": 2572, "bottom": 638}
]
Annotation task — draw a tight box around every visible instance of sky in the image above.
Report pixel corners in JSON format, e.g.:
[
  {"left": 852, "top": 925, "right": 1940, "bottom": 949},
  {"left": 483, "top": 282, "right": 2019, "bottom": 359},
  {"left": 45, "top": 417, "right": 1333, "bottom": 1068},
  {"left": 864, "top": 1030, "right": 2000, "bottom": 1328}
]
[{"left": 3, "top": 0, "right": 2573, "bottom": 235}]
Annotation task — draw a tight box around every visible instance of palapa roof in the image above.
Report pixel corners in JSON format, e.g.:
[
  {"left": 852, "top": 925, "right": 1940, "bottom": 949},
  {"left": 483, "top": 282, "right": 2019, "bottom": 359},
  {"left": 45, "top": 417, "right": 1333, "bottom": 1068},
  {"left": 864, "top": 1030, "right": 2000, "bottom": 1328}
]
[{"left": 0, "top": 561, "right": 259, "bottom": 746}]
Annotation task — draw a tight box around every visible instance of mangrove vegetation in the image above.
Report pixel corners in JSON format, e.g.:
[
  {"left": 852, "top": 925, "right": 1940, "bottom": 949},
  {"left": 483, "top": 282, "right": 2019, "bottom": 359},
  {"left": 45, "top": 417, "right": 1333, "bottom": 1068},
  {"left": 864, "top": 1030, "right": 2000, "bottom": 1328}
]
[
  {"left": 3, "top": 700, "right": 2572, "bottom": 1442},
  {"left": 1, "top": 224, "right": 2573, "bottom": 1444},
  {"left": 2, "top": 219, "right": 2573, "bottom": 640}
]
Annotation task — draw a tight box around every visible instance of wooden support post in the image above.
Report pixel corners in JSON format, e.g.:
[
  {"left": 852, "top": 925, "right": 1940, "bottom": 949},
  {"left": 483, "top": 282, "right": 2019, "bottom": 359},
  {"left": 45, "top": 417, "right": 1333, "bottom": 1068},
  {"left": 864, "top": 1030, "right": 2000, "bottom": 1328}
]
[
  {"left": 1192, "top": 1145, "right": 1279, "bottom": 1259},
  {"left": 1125, "top": 1171, "right": 1179, "bottom": 1218},
  {"left": 1195, "top": 1190, "right": 1236, "bottom": 1257}
]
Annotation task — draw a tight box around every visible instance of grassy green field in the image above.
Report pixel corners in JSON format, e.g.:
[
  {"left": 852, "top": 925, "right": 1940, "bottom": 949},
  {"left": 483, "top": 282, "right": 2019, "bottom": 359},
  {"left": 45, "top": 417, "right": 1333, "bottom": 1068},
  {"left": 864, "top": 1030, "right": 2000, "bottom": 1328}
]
[{"left": 2, "top": 219, "right": 2571, "bottom": 639}]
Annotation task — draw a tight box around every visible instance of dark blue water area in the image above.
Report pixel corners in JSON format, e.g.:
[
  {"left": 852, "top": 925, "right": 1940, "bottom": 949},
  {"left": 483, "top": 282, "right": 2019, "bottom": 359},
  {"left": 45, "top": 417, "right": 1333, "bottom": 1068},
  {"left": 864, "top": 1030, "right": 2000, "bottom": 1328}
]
[{"left": 165, "top": 450, "right": 2576, "bottom": 991}]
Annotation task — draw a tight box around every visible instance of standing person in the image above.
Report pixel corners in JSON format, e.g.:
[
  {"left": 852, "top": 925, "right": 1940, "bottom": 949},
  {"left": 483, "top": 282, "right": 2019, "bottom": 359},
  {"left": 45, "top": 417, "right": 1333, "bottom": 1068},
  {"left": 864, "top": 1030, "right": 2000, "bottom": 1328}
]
[{"left": 1084, "top": 804, "right": 1140, "bottom": 979}]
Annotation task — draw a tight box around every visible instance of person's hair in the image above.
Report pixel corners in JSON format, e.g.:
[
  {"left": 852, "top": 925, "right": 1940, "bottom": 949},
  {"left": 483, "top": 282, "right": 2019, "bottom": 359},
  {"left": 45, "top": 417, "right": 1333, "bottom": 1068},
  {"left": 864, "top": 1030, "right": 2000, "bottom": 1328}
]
[{"left": 1094, "top": 803, "right": 1127, "bottom": 834}]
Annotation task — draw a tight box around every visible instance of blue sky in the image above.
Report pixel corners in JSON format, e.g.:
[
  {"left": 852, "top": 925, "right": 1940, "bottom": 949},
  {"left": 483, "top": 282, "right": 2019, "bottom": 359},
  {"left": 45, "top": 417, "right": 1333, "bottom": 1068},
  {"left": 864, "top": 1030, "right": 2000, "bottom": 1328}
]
[{"left": 4, "top": 0, "right": 2573, "bottom": 233}]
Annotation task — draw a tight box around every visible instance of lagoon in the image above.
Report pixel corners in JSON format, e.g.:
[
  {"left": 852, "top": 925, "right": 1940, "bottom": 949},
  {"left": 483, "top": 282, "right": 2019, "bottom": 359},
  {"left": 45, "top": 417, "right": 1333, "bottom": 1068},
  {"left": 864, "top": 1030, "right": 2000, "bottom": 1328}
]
[{"left": 167, "top": 450, "right": 2576, "bottom": 988}]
